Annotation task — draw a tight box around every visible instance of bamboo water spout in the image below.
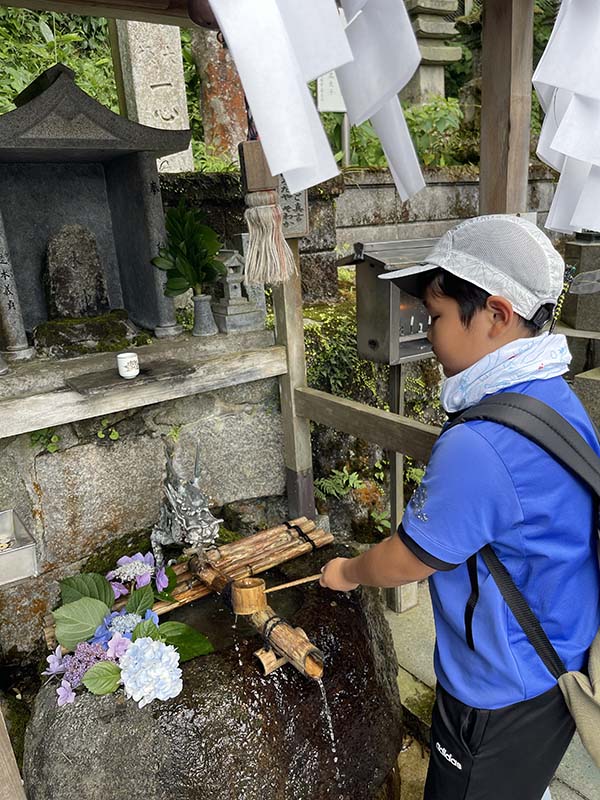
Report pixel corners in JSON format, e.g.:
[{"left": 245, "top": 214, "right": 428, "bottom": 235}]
[{"left": 190, "top": 561, "right": 325, "bottom": 680}]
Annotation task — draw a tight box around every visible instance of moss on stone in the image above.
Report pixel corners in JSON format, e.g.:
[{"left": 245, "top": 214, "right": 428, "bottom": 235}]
[
  {"left": 216, "top": 527, "right": 244, "bottom": 545},
  {"left": 1, "top": 692, "right": 30, "bottom": 769},
  {"left": 33, "top": 309, "right": 141, "bottom": 358},
  {"left": 82, "top": 529, "right": 152, "bottom": 575}
]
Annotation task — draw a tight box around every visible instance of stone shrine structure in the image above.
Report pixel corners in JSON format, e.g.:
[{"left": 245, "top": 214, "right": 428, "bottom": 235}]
[
  {"left": 110, "top": 20, "right": 195, "bottom": 173},
  {"left": 0, "top": 64, "right": 191, "bottom": 350}
]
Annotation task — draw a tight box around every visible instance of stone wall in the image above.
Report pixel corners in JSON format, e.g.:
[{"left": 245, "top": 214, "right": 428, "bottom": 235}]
[
  {"left": 0, "top": 333, "right": 285, "bottom": 655},
  {"left": 336, "top": 164, "right": 558, "bottom": 254}
]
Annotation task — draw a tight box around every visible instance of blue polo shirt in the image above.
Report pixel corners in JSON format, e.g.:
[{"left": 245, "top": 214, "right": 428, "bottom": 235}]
[{"left": 400, "top": 376, "right": 600, "bottom": 710}]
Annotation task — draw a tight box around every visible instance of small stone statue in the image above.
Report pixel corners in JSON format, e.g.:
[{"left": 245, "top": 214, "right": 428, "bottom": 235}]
[{"left": 151, "top": 445, "right": 223, "bottom": 567}]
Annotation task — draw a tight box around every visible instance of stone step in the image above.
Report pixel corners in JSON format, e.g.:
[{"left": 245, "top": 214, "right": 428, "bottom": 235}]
[{"left": 412, "top": 15, "right": 458, "bottom": 39}]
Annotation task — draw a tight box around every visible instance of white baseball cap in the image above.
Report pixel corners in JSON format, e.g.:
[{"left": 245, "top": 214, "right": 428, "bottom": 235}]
[{"left": 379, "top": 215, "right": 565, "bottom": 326}]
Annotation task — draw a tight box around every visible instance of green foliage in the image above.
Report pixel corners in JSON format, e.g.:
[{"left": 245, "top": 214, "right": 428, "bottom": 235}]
[
  {"left": 153, "top": 201, "right": 226, "bottom": 296},
  {"left": 373, "top": 458, "right": 389, "bottom": 486},
  {"left": 132, "top": 618, "right": 161, "bottom": 642},
  {"left": 96, "top": 418, "right": 120, "bottom": 442},
  {"left": 30, "top": 428, "right": 61, "bottom": 454},
  {"left": 304, "top": 306, "right": 387, "bottom": 406},
  {"left": 54, "top": 597, "right": 110, "bottom": 651},
  {"left": 0, "top": 8, "right": 118, "bottom": 116},
  {"left": 158, "top": 621, "right": 214, "bottom": 662},
  {"left": 192, "top": 140, "right": 239, "bottom": 173},
  {"left": 59, "top": 573, "right": 114, "bottom": 609},
  {"left": 166, "top": 424, "right": 183, "bottom": 443},
  {"left": 322, "top": 97, "right": 466, "bottom": 168},
  {"left": 176, "top": 307, "right": 194, "bottom": 331},
  {"left": 369, "top": 508, "right": 391, "bottom": 535},
  {"left": 125, "top": 585, "right": 155, "bottom": 617},
  {"left": 82, "top": 661, "right": 121, "bottom": 695},
  {"left": 403, "top": 97, "right": 463, "bottom": 167},
  {"left": 314, "top": 466, "right": 364, "bottom": 502}
]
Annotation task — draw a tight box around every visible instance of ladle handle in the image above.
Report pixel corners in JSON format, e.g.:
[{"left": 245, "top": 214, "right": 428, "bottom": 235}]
[{"left": 264, "top": 573, "right": 323, "bottom": 594}]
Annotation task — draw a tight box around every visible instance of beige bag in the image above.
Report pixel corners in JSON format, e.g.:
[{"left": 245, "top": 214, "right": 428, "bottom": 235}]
[{"left": 559, "top": 633, "right": 600, "bottom": 767}]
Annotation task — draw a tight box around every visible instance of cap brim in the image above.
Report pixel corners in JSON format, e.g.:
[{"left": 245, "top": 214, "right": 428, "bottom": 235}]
[{"left": 378, "top": 262, "right": 438, "bottom": 298}]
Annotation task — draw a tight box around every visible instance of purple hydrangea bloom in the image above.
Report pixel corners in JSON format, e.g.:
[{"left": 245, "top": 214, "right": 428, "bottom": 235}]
[
  {"left": 107, "top": 631, "right": 131, "bottom": 660},
  {"left": 63, "top": 642, "right": 111, "bottom": 689},
  {"left": 56, "top": 679, "right": 75, "bottom": 707},
  {"left": 155, "top": 567, "right": 168, "bottom": 593},
  {"left": 42, "top": 645, "right": 66, "bottom": 677},
  {"left": 106, "top": 552, "right": 167, "bottom": 597},
  {"left": 91, "top": 608, "right": 159, "bottom": 647}
]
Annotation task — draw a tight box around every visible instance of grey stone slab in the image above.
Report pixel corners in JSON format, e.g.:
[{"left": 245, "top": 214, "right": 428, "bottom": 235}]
[
  {"left": 555, "top": 733, "right": 600, "bottom": 798},
  {"left": 549, "top": 779, "right": 588, "bottom": 800},
  {"left": 406, "top": 0, "right": 458, "bottom": 12},
  {"left": 45, "top": 224, "right": 109, "bottom": 319},
  {"left": 384, "top": 580, "right": 436, "bottom": 689},
  {"left": 171, "top": 398, "right": 286, "bottom": 506},
  {"left": 300, "top": 251, "right": 339, "bottom": 304},
  {"left": 112, "top": 21, "right": 194, "bottom": 173},
  {"left": 402, "top": 64, "right": 446, "bottom": 104},
  {"left": 35, "top": 435, "right": 165, "bottom": 567},
  {"left": 412, "top": 15, "right": 457, "bottom": 38},
  {"left": 335, "top": 185, "right": 400, "bottom": 228},
  {"left": 420, "top": 44, "right": 462, "bottom": 66}
]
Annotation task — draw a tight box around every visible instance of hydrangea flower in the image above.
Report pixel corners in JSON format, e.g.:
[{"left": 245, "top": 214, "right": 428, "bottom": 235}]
[
  {"left": 56, "top": 679, "right": 75, "bottom": 707},
  {"left": 42, "top": 645, "right": 66, "bottom": 677},
  {"left": 107, "top": 631, "right": 131, "bottom": 660},
  {"left": 91, "top": 608, "right": 159, "bottom": 647},
  {"left": 62, "top": 642, "right": 111, "bottom": 689},
  {"left": 119, "top": 637, "right": 182, "bottom": 709},
  {"left": 106, "top": 552, "right": 168, "bottom": 599}
]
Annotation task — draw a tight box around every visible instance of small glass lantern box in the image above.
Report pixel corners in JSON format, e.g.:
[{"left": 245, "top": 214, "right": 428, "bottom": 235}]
[
  {"left": 0, "top": 509, "right": 38, "bottom": 586},
  {"left": 341, "top": 239, "right": 439, "bottom": 365}
]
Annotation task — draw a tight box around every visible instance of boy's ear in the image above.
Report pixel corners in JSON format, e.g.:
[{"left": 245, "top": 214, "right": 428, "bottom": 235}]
[{"left": 486, "top": 296, "right": 515, "bottom": 332}]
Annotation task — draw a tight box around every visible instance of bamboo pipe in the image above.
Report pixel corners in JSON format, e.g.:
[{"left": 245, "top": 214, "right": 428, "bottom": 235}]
[{"left": 192, "top": 565, "right": 324, "bottom": 680}]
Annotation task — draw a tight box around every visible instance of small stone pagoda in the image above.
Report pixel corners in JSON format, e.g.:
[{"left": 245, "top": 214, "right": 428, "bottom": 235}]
[{"left": 0, "top": 63, "right": 192, "bottom": 359}]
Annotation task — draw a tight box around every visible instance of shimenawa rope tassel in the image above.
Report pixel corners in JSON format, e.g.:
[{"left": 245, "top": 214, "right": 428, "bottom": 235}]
[{"left": 243, "top": 190, "right": 297, "bottom": 285}]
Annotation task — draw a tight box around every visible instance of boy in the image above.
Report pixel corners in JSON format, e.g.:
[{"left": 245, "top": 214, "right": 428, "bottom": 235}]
[{"left": 320, "top": 215, "right": 600, "bottom": 800}]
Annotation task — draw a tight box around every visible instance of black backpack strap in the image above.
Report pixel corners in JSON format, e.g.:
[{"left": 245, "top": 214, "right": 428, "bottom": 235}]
[
  {"left": 447, "top": 392, "right": 600, "bottom": 497},
  {"left": 480, "top": 545, "right": 567, "bottom": 679},
  {"left": 443, "top": 392, "right": 600, "bottom": 665}
]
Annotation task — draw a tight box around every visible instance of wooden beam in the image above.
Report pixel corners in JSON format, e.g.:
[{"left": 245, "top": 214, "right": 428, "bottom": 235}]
[
  {"left": 295, "top": 386, "right": 440, "bottom": 464},
  {"left": 3, "top": 0, "right": 193, "bottom": 26},
  {"left": 0, "top": 348, "right": 287, "bottom": 440},
  {"left": 0, "top": 711, "right": 26, "bottom": 800},
  {"left": 479, "top": 0, "right": 535, "bottom": 214},
  {"left": 272, "top": 241, "right": 316, "bottom": 520}
]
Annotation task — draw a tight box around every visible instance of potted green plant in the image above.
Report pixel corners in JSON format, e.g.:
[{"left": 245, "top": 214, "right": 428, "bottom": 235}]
[{"left": 152, "top": 201, "right": 226, "bottom": 336}]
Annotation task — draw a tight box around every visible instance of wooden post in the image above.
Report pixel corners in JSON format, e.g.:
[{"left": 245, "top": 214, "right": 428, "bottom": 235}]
[
  {"left": 479, "top": 0, "right": 535, "bottom": 214},
  {"left": 272, "top": 241, "right": 316, "bottom": 520},
  {"left": 385, "top": 365, "right": 418, "bottom": 613},
  {"left": 0, "top": 710, "right": 26, "bottom": 800}
]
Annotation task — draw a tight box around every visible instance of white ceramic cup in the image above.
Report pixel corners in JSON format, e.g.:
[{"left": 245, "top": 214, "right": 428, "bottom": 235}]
[{"left": 117, "top": 352, "right": 140, "bottom": 379}]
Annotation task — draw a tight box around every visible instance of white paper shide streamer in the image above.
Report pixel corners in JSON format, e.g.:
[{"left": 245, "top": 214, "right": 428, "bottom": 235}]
[{"left": 534, "top": 0, "right": 600, "bottom": 233}]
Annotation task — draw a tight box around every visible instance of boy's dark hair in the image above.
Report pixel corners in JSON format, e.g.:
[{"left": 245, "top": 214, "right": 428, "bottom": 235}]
[{"left": 419, "top": 269, "right": 554, "bottom": 335}]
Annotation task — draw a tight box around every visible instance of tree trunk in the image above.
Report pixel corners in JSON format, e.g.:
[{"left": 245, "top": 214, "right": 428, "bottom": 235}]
[{"left": 191, "top": 27, "right": 247, "bottom": 164}]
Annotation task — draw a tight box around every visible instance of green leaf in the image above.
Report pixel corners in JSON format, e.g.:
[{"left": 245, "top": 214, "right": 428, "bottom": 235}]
[
  {"left": 54, "top": 597, "right": 110, "bottom": 651},
  {"left": 152, "top": 256, "right": 174, "bottom": 270},
  {"left": 46, "top": 443, "right": 59, "bottom": 453},
  {"left": 39, "top": 19, "right": 54, "bottom": 42},
  {"left": 108, "top": 429, "right": 119, "bottom": 441},
  {"left": 82, "top": 661, "right": 121, "bottom": 695},
  {"left": 132, "top": 618, "right": 161, "bottom": 641},
  {"left": 158, "top": 621, "right": 213, "bottom": 662},
  {"left": 125, "top": 584, "right": 154, "bottom": 616},
  {"left": 60, "top": 573, "right": 114, "bottom": 608},
  {"left": 97, "top": 431, "right": 105, "bottom": 439}
]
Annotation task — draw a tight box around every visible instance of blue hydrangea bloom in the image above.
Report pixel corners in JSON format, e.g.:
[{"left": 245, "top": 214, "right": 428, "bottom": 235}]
[
  {"left": 119, "top": 637, "right": 182, "bottom": 708},
  {"left": 91, "top": 608, "right": 159, "bottom": 647}
]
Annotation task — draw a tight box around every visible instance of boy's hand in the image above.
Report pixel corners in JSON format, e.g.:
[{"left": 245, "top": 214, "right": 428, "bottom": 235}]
[{"left": 319, "top": 558, "right": 360, "bottom": 592}]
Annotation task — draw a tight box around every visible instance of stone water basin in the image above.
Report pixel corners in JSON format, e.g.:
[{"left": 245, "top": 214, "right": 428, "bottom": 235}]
[{"left": 23, "top": 544, "right": 403, "bottom": 799}]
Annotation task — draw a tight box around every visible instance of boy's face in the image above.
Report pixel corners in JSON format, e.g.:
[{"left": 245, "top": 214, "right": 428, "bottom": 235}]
[{"left": 423, "top": 285, "right": 501, "bottom": 378}]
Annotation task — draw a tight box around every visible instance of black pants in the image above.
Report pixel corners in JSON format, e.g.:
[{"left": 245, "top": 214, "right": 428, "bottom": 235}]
[{"left": 424, "top": 684, "right": 575, "bottom": 800}]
